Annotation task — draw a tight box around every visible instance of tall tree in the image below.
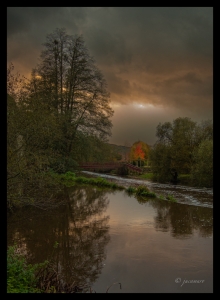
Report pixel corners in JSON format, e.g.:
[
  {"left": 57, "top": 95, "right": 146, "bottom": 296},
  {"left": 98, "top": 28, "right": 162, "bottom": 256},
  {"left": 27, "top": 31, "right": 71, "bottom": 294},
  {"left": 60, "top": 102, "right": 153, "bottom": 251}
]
[
  {"left": 28, "top": 28, "right": 113, "bottom": 170},
  {"left": 191, "top": 139, "right": 213, "bottom": 187},
  {"left": 150, "top": 117, "right": 213, "bottom": 185}
]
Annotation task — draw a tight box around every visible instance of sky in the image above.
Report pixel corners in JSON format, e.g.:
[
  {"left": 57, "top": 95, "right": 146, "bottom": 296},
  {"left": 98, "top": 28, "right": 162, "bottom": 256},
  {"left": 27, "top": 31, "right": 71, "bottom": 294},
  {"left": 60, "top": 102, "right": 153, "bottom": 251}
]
[{"left": 7, "top": 7, "right": 213, "bottom": 146}]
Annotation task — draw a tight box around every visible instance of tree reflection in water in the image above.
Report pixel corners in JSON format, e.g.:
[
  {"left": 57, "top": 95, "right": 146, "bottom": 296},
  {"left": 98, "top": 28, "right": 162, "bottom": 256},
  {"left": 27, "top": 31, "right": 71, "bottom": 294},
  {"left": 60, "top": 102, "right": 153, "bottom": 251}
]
[
  {"left": 7, "top": 186, "right": 111, "bottom": 292},
  {"left": 136, "top": 195, "right": 213, "bottom": 238}
]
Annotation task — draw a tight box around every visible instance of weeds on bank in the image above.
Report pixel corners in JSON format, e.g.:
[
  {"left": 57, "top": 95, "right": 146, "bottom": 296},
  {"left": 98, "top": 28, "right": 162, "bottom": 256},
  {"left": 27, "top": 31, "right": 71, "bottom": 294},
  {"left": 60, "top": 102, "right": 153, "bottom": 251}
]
[
  {"left": 126, "top": 185, "right": 156, "bottom": 199},
  {"left": 126, "top": 185, "right": 177, "bottom": 203},
  {"left": 49, "top": 171, "right": 124, "bottom": 190},
  {"left": 166, "top": 194, "right": 177, "bottom": 202},
  {"left": 126, "top": 186, "right": 137, "bottom": 194},
  {"left": 50, "top": 171, "right": 177, "bottom": 202},
  {"left": 75, "top": 176, "right": 124, "bottom": 190},
  {"left": 158, "top": 194, "right": 177, "bottom": 202}
]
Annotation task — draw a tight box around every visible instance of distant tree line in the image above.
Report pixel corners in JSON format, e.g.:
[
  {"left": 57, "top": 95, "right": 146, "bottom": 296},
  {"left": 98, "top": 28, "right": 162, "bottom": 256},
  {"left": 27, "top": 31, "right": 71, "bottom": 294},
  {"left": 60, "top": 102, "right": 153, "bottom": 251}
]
[
  {"left": 7, "top": 28, "right": 116, "bottom": 210},
  {"left": 149, "top": 117, "right": 213, "bottom": 187}
]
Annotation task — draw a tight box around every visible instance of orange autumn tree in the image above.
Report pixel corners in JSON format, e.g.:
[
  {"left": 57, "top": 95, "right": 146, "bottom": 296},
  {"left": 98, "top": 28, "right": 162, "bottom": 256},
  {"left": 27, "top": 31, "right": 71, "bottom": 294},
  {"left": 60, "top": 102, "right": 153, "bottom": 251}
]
[{"left": 129, "top": 141, "right": 150, "bottom": 165}]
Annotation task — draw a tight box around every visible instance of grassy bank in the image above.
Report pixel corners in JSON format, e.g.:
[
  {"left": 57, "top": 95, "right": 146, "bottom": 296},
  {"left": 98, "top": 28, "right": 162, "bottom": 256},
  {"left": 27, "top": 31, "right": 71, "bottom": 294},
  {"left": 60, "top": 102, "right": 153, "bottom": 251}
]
[
  {"left": 50, "top": 171, "right": 177, "bottom": 202},
  {"left": 50, "top": 171, "right": 125, "bottom": 189}
]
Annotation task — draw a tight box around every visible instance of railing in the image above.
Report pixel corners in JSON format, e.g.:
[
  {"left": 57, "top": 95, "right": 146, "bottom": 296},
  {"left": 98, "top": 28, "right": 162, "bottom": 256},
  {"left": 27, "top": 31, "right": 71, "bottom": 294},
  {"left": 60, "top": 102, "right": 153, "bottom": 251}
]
[
  {"left": 79, "top": 162, "right": 142, "bottom": 173},
  {"left": 122, "top": 162, "right": 143, "bottom": 172}
]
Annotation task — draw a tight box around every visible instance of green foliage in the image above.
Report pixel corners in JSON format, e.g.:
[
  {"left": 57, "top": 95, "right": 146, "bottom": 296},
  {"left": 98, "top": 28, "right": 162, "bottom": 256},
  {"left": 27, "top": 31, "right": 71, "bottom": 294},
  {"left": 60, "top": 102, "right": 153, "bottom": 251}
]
[
  {"left": 49, "top": 157, "right": 78, "bottom": 174},
  {"left": 166, "top": 194, "right": 177, "bottom": 202},
  {"left": 7, "top": 28, "right": 114, "bottom": 210},
  {"left": 178, "top": 174, "right": 191, "bottom": 185},
  {"left": 7, "top": 245, "right": 46, "bottom": 293},
  {"left": 149, "top": 143, "right": 173, "bottom": 183},
  {"left": 126, "top": 186, "right": 137, "bottom": 194},
  {"left": 50, "top": 172, "right": 125, "bottom": 190},
  {"left": 150, "top": 117, "right": 213, "bottom": 187},
  {"left": 191, "top": 139, "right": 213, "bottom": 187},
  {"left": 74, "top": 134, "right": 116, "bottom": 164},
  {"left": 135, "top": 185, "right": 156, "bottom": 198},
  {"left": 48, "top": 171, "right": 76, "bottom": 187},
  {"left": 75, "top": 176, "right": 124, "bottom": 189},
  {"left": 140, "top": 173, "right": 154, "bottom": 180},
  {"left": 141, "top": 191, "right": 156, "bottom": 198},
  {"left": 136, "top": 185, "right": 150, "bottom": 195},
  {"left": 125, "top": 185, "right": 156, "bottom": 198}
]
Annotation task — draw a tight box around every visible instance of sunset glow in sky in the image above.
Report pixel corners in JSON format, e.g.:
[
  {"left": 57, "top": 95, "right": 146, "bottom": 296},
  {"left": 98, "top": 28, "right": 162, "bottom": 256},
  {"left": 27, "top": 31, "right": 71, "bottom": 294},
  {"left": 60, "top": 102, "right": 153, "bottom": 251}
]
[{"left": 7, "top": 7, "right": 213, "bottom": 146}]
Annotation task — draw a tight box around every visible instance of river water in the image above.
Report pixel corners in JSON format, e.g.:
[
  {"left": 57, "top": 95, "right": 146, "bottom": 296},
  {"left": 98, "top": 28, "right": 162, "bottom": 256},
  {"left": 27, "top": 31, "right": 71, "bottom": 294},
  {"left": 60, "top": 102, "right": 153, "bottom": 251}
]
[
  {"left": 82, "top": 171, "right": 213, "bottom": 208},
  {"left": 7, "top": 174, "right": 213, "bottom": 293}
]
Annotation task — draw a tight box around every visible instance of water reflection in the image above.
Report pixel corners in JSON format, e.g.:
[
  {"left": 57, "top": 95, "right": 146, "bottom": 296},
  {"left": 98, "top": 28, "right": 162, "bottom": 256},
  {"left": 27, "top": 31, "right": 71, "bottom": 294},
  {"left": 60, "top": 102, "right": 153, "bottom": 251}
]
[
  {"left": 7, "top": 185, "right": 213, "bottom": 293},
  {"left": 7, "top": 186, "right": 111, "bottom": 291},
  {"left": 136, "top": 196, "right": 213, "bottom": 238}
]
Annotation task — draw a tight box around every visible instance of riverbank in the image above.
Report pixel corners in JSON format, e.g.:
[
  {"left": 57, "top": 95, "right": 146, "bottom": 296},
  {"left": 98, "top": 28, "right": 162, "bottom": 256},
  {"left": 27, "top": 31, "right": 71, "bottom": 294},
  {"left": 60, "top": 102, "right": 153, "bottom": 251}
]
[
  {"left": 78, "top": 171, "right": 150, "bottom": 189},
  {"left": 80, "top": 171, "right": 213, "bottom": 208}
]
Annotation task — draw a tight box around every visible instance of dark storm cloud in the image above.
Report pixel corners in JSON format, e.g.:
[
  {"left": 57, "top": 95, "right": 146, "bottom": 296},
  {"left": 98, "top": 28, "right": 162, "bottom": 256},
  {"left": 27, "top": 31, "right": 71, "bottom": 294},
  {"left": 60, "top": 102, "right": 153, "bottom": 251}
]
[
  {"left": 7, "top": 7, "right": 213, "bottom": 145},
  {"left": 7, "top": 7, "right": 86, "bottom": 37}
]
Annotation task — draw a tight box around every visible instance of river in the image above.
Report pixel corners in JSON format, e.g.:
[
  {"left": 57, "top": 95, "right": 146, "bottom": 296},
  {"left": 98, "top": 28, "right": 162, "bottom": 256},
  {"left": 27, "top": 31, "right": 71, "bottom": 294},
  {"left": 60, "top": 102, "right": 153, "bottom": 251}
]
[
  {"left": 82, "top": 171, "right": 213, "bottom": 208},
  {"left": 7, "top": 174, "right": 213, "bottom": 293}
]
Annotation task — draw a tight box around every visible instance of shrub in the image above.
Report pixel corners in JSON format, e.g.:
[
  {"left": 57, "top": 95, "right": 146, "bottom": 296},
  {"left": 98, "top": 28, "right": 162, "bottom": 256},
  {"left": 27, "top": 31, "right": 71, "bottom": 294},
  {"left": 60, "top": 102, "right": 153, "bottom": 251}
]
[
  {"left": 166, "top": 194, "right": 177, "bottom": 202},
  {"left": 126, "top": 186, "right": 137, "bottom": 194},
  {"left": 140, "top": 173, "right": 154, "bottom": 180},
  {"left": 135, "top": 185, "right": 150, "bottom": 195},
  {"left": 7, "top": 245, "right": 44, "bottom": 293},
  {"left": 135, "top": 185, "right": 156, "bottom": 198}
]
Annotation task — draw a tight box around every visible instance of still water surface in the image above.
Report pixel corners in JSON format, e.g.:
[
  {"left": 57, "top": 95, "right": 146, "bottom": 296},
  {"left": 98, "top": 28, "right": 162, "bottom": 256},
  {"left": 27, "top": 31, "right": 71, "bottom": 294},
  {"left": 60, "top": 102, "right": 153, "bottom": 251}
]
[{"left": 7, "top": 183, "right": 213, "bottom": 293}]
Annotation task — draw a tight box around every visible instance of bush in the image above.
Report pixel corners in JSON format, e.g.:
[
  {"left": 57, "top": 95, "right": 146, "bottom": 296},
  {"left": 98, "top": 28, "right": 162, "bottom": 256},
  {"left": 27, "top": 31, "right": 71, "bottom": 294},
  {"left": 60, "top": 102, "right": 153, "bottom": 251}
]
[
  {"left": 140, "top": 173, "right": 154, "bottom": 180},
  {"left": 178, "top": 174, "right": 191, "bottom": 185},
  {"left": 191, "top": 140, "right": 213, "bottom": 188},
  {"left": 49, "top": 157, "right": 78, "bottom": 174},
  {"left": 126, "top": 186, "right": 137, "bottom": 194},
  {"left": 166, "top": 194, "right": 177, "bottom": 202},
  {"left": 7, "top": 245, "right": 44, "bottom": 293},
  {"left": 135, "top": 185, "right": 156, "bottom": 198},
  {"left": 135, "top": 185, "right": 150, "bottom": 195}
]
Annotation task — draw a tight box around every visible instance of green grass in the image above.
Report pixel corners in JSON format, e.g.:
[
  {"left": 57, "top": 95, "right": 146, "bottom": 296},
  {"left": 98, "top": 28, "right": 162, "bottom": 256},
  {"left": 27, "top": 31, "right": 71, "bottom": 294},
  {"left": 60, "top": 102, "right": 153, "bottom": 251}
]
[
  {"left": 50, "top": 171, "right": 179, "bottom": 203},
  {"left": 178, "top": 174, "right": 191, "bottom": 185},
  {"left": 157, "top": 194, "right": 177, "bottom": 202},
  {"left": 126, "top": 186, "right": 137, "bottom": 194},
  {"left": 139, "top": 173, "right": 154, "bottom": 180},
  {"left": 136, "top": 185, "right": 156, "bottom": 197},
  {"left": 49, "top": 171, "right": 125, "bottom": 190},
  {"left": 75, "top": 176, "right": 124, "bottom": 189},
  {"left": 126, "top": 185, "right": 156, "bottom": 198},
  {"left": 166, "top": 194, "right": 177, "bottom": 202}
]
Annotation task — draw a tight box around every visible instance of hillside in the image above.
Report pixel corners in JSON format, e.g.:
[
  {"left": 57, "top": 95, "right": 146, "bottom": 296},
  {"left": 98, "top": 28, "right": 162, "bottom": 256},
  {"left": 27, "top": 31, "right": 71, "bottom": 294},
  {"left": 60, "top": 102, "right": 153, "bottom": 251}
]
[{"left": 108, "top": 143, "right": 131, "bottom": 161}]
